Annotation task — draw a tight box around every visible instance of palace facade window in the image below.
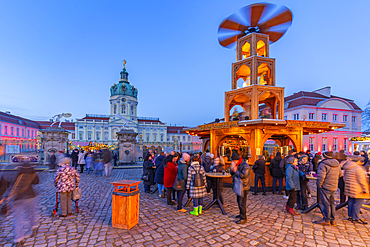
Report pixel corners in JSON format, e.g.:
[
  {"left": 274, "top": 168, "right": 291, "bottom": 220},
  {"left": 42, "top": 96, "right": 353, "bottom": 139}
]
[
  {"left": 88, "top": 132, "right": 92, "bottom": 140},
  {"left": 122, "top": 104, "right": 126, "bottom": 114},
  {"left": 79, "top": 132, "right": 83, "bottom": 140},
  {"left": 333, "top": 114, "right": 338, "bottom": 122},
  {"left": 322, "top": 137, "right": 327, "bottom": 151},
  {"left": 322, "top": 113, "right": 327, "bottom": 121},
  {"left": 160, "top": 134, "right": 164, "bottom": 142},
  {"left": 96, "top": 132, "right": 101, "bottom": 140},
  {"left": 309, "top": 137, "right": 314, "bottom": 151},
  {"left": 333, "top": 138, "right": 338, "bottom": 151},
  {"left": 309, "top": 113, "right": 314, "bottom": 120}
]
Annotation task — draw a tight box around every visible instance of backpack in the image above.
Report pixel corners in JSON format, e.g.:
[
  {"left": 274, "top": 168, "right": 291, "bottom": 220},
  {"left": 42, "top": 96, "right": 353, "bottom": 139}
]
[{"left": 191, "top": 166, "right": 204, "bottom": 187}]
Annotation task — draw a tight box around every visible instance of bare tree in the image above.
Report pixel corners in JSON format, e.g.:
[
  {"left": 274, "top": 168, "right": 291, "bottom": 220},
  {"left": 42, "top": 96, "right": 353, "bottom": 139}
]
[{"left": 362, "top": 98, "right": 370, "bottom": 132}]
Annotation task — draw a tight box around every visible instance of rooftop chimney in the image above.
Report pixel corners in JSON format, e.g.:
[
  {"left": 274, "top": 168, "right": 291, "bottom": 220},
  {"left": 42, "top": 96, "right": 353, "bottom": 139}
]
[{"left": 313, "top": 86, "right": 331, "bottom": 97}]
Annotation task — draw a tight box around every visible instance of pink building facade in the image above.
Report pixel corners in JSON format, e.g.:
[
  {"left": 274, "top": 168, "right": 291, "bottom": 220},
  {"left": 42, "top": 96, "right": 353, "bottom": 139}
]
[
  {"left": 0, "top": 111, "right": 40, "bottom": 159},
  {"left": 284, "top": 87, "right": 362, "bottom": 154}
]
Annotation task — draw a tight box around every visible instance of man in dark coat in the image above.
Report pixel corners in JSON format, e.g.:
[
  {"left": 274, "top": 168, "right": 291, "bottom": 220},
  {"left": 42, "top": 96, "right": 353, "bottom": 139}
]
[
  {"left": 252, "top": 155, "right": 266, "bottom": 195},
  {"left": 314, "top": 151, "right": 342, "bottom": 226},
  {"left": 143, "top": 154, "right": 155, "bottom": 193},
  {"left": 70, "top": 149, "right": 79, "bottom": 168},
  {"left": 230, "top": 153, "right": 250, "bottom": 224},
  {"left": 202, "top": 154, "right": 213, "bottom": 193},
  {"left": 9, "top": 161, "right": 39, "bottom": 246},
  {"left": 270, "top": 152, "right": 284, "bottom": 194}
]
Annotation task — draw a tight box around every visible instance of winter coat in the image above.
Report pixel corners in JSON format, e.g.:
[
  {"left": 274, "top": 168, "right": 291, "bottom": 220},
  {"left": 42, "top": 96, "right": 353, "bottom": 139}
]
[
  {"left": 286, "top": 163, "right": 304, "bottom": 191},
  {"left": 231, "top": 160, "right": 251, "bottom": 191},
  {"left": 143, "top": 160, "right": 155, "bottom": 186},
  {"left": 313, "top": 154, "right": 322, "bottom": 172},
  {"left": 85, "top": 154, "right": 94, "bottom": 169},
  {"left": 71, "top": 151, "right": 78, "bottom": 162},
  {"left": 50, "top": 154, "right": 56, "bottom": 164},
  {"left": 316, "top": 158, "right": 342, "bottom": 191},
  {"left": 280, "top": 154, "right": 294, "bottom": 175},
  {"left": 54, "top": 164, "right": 80, "bottom": 193},
  {"left": 186, "top": 162, "right": 208, "bottom": 199},
  {"left": 210, "top": 162, "right": 225, "bottom": 173},
  {"left": 154, "top": 163, "right": 165, "bottom": 185},
  {"left": 252, "top": 158, "right": 266, "bottom": 175},
  {"left": 78, "top": 153, "right": 86, "bottom": 165},
  {"left": 270, "top": 156, "right": 284, "bottom": 178},
  {"left": 13, "top": 163, "right": 39, "bottom": 201},
  {"left": 343, "top": 161, "right": 370, "bottom": 199},
  {"left": 101, "top": 149, "right": 112, "bottom": 164},
  {"left": 298, "top": 161, "right": 313, "bottom": 173},
  {"left": 202, "top": 156, "right": 213, "bottom": 172},
  {"left": 164, "top": 161, "right": 178, "bottom": 188},
  {"left": 362, "top": 154, "right": 369, "bottom": 164},
  {"left": 177, "top": 159, "right": 188, "bottom": 191}
]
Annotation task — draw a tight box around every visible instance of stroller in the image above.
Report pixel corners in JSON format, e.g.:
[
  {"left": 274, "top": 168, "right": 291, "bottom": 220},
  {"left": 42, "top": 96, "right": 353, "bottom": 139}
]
[{"left": 51, "top": 192, "right": 79, "bottom": 217}]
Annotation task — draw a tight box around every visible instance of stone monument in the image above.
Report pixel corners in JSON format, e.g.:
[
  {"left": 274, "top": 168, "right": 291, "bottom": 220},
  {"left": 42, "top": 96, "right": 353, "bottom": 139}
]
[
  {"left": 41, "top": 127, "right": 70, "bottom": 164},
  {"left": 116, "top": 129, "right": 138, "bottom": 164}
]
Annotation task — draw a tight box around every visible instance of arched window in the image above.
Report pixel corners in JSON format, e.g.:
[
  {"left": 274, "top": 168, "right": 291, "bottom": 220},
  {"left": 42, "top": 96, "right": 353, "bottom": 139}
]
[
  {"left": 113, "top": 104, "right": 117, "bottom": 114},
  {"left": 131, "top": 106, "right": 134, "bottom": 115},
  {"left": 257, "top": 40, "right": 266, "bottom": 57},
  {"left": 121, "top": 104, "right": 126, "bottom": 114}
]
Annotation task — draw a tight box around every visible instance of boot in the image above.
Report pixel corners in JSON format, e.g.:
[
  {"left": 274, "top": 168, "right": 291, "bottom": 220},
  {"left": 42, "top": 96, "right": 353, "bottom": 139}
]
[
  {"left": 285, "top": 204, "right": 289, "bottom": 213},
  {"left": 161, "top": 189, "right": 165, "bottom": 198},
  {"left": 190, "top": 207, "right": 199, "bottom": 216},
  {"left": 288, "top": 207, "right": 300, "bottom": 216},
  {"left": 199, "top": 206, "right": 203, "bottom": 215}
]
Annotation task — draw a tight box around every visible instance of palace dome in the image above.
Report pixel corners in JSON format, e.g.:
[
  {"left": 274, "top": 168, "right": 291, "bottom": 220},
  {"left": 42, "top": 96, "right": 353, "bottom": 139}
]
[{"left": 110, "top": 67, "right": 138, "bottom": 98}]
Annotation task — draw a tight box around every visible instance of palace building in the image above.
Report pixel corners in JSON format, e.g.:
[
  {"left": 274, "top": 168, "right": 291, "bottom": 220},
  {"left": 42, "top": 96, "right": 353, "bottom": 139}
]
[{"left": 72, "top": 63, "right": 201, "bottom": 158}]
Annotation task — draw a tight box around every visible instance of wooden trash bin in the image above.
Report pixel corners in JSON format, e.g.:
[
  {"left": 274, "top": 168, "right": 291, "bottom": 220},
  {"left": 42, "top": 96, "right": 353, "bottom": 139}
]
[{"left": 111, "top": 179, "right": 141, "bottom": 229}]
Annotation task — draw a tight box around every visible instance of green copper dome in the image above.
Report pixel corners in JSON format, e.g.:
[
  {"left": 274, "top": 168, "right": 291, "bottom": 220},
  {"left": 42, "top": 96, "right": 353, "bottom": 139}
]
[{"left": 110, "top": 67, "right": 138, "bottom": 98}]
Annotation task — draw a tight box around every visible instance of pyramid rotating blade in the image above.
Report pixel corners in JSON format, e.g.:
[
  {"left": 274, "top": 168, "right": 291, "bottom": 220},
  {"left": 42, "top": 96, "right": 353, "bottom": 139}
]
[
  {"left": 264, "top": 31, "right": 285, "bottom": 43},
  {"left": 218, "top": 34, "right": 244, "bottom": 48},
  {"left": 258, "top": 9, "right": 292, "bottom": 32},
  {"left": 219, "top": 19, "right": 249, "bottom": 32},
  {"left": 240, "top": 3, "right": 269, "bottom": 28}
]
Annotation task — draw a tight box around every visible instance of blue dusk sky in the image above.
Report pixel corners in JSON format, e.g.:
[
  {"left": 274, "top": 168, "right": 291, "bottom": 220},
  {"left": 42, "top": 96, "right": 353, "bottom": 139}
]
[{"left": 0, "top": 0, "right": 368, "bottom": 127}]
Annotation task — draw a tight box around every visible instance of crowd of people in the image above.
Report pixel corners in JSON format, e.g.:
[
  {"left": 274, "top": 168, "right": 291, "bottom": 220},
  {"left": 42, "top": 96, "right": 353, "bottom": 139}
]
[
  {"left": 143, "top": 148, "right": 370, "bottom": 226},
  {"left": 254, "top": 148, "right": 370, "bottom": 226},
  {"left": 142, "top": 149, "right": 252, "bottom": 224},
  {"left": 51, "top": 148, "right": 117, "bottom": 177}
]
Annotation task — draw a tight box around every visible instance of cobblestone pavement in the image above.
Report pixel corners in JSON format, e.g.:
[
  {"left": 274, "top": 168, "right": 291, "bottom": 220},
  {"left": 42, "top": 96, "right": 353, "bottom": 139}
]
[{"left": 1, "top": 169, "right": 370, "bottom": 247}]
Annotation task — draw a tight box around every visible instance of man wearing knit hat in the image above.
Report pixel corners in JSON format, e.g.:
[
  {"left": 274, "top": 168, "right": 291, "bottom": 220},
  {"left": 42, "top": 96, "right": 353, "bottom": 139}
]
[
  {"left": 230, "top": 153, "right": 250, "bottom": 224},
  {"left": 314, "top": 151, "right": 342, "bottom": 226}
]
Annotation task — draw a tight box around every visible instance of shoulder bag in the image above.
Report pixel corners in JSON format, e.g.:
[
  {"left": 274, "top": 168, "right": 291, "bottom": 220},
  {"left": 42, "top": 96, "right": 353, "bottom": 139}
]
[
  {"left": 73, "top": 187, "right": 82, "bottom": 200},
  {"left": 173, "top": 177, "right": 185, "bottom": 190}
]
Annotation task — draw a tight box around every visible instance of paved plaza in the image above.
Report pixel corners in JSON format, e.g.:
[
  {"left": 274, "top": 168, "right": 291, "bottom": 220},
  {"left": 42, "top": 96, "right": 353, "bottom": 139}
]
[{"left": 1, "top": 168, "right": 370, "bottom": 247}]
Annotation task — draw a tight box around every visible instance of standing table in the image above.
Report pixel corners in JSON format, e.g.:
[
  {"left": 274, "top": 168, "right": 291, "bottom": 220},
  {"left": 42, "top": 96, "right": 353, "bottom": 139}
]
[
  {"left": 203, "top": 173, "right": 231, "bottom": 215},
  {"left": 302, "top": 176, "right": 324, "bottom": 214}
]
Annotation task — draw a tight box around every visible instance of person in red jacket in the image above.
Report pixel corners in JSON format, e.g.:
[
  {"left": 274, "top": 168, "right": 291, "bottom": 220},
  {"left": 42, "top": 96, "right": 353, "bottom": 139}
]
[{"left": 164, "top": 155, "right": 178, "bottom": 205}]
